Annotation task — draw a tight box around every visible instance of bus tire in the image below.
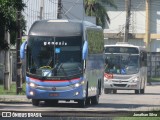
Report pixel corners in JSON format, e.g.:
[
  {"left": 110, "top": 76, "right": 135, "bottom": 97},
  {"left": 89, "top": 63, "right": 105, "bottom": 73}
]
[
  {"left": 104, "top": 88, "right": 111, "bottom": 94},
  {"left": 91, "top": 84, "right": 100, "bottom": 105},
  {"left": 113, "top": 90, "right": 117, "bottom": 94},
  {"left": 140, "top": 89, "right": 145, "bottom": 94},
  {"left": 78, "top": 84, "right": 88, "bottom": 107},
  {"left": 78, "top": 99, "right": 86, "bottom": 108},
  {"left": 85, "top": 98, "right": 90, "bottom": 105},
  {"left": 32, "top": 99, "right": 39, "bottom": 106},
  {"left": 91, "top": 94, "right": 99, "bottom": 105},
  {"left": 135, "top": 90, "right": 140, "bottom": 94}
]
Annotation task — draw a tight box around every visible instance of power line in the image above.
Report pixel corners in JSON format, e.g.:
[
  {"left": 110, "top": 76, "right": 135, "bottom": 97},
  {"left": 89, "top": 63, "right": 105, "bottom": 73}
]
[{"left": 63, "top": 0, "right": 80, "bottom": 16}]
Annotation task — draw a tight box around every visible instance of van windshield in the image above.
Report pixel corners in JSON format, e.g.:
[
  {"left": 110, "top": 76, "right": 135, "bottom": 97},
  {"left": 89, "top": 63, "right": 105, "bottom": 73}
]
[{"left": 104, "top": 54, "right": 139, "bottom": 75}]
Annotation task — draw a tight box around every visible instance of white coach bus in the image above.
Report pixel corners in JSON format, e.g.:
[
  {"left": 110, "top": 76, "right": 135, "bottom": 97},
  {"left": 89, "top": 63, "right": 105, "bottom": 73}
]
[{"left": 104, "top": 42, "right": 147, "bottom": 94}]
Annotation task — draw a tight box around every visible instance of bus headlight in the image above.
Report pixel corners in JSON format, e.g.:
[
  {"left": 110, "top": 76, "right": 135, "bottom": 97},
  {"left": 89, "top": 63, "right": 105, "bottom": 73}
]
[
  {"left": 29, "top": 82, "right": 37, "bottom": 88},
  {"left": 131, "top": 77, "right": 139, "bottom": 83},
  {"left": 73, "top": 81, "right": 84, "bottom": 88}
]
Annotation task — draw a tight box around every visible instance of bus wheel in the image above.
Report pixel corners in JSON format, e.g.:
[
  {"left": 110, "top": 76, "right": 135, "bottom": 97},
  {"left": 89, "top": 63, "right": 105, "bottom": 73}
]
[
  {"left": 135, "top": 90, "right": 140, "bottom": 94},
  {"left": 78, "top": 99, "right": 86, "bottom": 108},
  {"left": 104, "top": 88, "right": 111, "bottom": 94},
  {"left": 113, "top": 90, "right": 117, "bottom": 94},
  {"left": 140, "top": 89, "right": 145, "bottom": 94},
  {"left": 86, "top": 98, "right": 90, "bottom": 105},
  {"left": 91, "top": 95, "right": 99, "bottom": 105},
  {"left": 32, "top": 99, "right": 39, "bottom": 106},
  {"left": 91, "top": 87, "right": 100, "bottom": 105}
]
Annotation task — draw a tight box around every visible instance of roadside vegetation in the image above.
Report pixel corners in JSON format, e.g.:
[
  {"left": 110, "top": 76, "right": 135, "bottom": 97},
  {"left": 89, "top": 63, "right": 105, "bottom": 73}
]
[
  {"left": 0, "top": 82, "right": 26, "bottom": 95},
  {"left": 148, "top": 77, "right": 160, "bottom": 82}
]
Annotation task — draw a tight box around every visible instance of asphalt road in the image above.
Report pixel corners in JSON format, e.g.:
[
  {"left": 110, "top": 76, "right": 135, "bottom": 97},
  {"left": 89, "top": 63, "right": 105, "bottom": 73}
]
[{"left": 0, "top": 85, "right": 160, "bottom": 117}]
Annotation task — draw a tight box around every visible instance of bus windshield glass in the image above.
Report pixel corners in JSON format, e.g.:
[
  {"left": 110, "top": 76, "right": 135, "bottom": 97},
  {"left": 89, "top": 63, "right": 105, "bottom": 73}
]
[
  {"left": 27, "top": 36, "right": 82, "bottom": 78},
  {"left": 104, "top": 54, "right": 139, "bottom": 75}
]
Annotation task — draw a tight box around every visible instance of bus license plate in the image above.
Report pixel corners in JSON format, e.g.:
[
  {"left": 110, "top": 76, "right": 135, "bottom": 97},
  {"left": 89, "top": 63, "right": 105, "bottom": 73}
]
[{"left": 49, "top": 93, "right": 59, "bottom": 97}]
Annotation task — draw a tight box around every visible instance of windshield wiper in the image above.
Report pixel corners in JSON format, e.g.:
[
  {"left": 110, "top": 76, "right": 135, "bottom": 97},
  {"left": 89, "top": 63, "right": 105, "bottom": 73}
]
[{"left": 57, "top": 63, "right": 70, "bottom": 79}]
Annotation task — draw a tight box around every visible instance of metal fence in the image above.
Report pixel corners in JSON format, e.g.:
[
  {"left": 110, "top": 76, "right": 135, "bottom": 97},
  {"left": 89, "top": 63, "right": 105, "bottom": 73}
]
[{"left": 147, "top": 52, "right": 160, "bottom": 77}]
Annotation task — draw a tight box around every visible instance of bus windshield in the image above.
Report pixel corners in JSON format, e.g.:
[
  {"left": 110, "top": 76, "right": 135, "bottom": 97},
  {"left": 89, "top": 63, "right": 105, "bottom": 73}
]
[
  {"left": 104, "top": 54, "right": 139, "bottom": 75},
  {"left": 27, "top": 36, "right": 82, "bottom": 78}
]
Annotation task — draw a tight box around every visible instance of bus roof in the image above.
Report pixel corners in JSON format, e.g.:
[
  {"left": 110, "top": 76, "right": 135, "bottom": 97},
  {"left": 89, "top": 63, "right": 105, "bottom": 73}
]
[
  {"left": 28, "top": 19, "right": 98, "bottom": 37},
  {"left": 104, "top": 42, "right": 146, "bottom": 51}
]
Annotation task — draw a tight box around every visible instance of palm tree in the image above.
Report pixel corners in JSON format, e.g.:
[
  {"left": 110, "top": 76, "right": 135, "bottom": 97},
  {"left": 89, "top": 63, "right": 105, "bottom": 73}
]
[{"left": 84, "top": 0, "right": 117, "bottom": 28}]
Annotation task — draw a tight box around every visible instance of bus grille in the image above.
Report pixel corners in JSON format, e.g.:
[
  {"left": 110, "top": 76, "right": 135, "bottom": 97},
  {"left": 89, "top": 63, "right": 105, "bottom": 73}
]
[{"left": 113, "top": 84, "right": 127, "bottom": 87}]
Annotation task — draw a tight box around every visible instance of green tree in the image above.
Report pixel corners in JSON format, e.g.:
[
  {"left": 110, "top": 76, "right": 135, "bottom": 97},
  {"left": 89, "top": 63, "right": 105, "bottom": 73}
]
[
  {"left": 84, "top": 0, "right": 117, "bottom": 28},
  {"left": 0, "top": 0, "right": 26, "bottom": 50}
]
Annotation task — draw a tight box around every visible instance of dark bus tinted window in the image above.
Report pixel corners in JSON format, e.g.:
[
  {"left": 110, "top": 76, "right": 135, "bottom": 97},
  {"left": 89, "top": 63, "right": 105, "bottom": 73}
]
[{"left": 105, "top": 47, "right": 139, "bottom": 54}]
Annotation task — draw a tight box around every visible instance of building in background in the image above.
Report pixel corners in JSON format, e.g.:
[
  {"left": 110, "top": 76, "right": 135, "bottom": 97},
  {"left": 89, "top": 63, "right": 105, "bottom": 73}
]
[
  {"left": 23, "top": 0, "right": 58, "bottom": 35},
  {"left": 23, "top": 0, "right": 96, "bottom": 35},
  {"left": 104, "top": 0, "right": 160, "bottom": 76},
  {"left": 61, "top": 0, "right": 96, "bottom": 24}
]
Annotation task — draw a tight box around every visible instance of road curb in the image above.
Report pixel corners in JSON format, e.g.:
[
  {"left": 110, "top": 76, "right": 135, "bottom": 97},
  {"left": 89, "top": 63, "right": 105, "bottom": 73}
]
[
  {"left": 147, "top": 82, "right": 160, "bottom": 86},
  {"left": 0, "top": 95, "right": 31, "bottom": 103}
]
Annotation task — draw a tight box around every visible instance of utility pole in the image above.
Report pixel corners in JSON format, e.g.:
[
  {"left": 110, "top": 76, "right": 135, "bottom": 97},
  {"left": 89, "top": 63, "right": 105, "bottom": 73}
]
[
  {"left": 145, "top": 0, "right": 150, "bottom": 51},
  {"left": 123, "top": 0, "right": 131, "bottom": 42},
  {"left": 16, "top": 8, "right": 22, "bottom": 94},
  {"left": 145, "top": 0, "right": 151, "bottom": 77},
  {"left": 57, "top": 0, "right": 62, "bottom": 19},
  {"left": 40, "top": 0, "right": 44, "bottom": 20}
]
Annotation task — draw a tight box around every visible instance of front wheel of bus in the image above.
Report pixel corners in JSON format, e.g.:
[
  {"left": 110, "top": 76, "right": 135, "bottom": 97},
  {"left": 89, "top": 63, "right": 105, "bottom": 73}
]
[
  {"left": 91, "top": 84, "right": 100, "bottom": 105},
  {"left": 78, "top": 99, "right": 86, "bottom": 108},
  {"left": 135, "top": 90, "right": 140, "bottom": 94},
  {"left": 32, "top": 99, "right": 39, "bottom": 106}
]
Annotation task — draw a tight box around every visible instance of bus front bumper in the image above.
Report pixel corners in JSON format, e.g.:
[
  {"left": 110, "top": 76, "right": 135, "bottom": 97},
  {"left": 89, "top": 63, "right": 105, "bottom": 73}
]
[
  {"left": 26, "top": 85, "right": 86, "bottom": 100},
  {"left": 104, "top": 81, "right": 140, "bottom": 90}
]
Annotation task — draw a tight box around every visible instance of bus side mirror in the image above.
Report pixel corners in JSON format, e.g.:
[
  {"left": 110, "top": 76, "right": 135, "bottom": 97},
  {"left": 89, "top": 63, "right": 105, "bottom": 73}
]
[
  {"left": 82, "top": 41, "right": 88, "bottom": 60},
  {"left": 20, "top": 41, "right": 27, "bottom": 60}
]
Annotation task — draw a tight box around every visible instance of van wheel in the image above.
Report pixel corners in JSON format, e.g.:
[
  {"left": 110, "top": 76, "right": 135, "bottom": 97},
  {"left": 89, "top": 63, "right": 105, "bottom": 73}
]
[
  {"left": 104, "top": 89, "right": 111, "bottom": 94},
  {"left": 140, "top": 88, "right": 145, "bottom": 94},
  {"left": 135, "top": 90, "right": 140, "bottom": 94},
  {"left": 113, "top": 90, "right": 117, "bottom": 94},
  {"left": 32, "top": 99, "right": 39, "bottom": 106}
]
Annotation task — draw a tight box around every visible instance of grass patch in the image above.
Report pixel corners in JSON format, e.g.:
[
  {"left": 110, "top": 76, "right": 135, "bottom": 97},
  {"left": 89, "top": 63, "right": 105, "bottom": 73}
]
[
  {"left": 148, "top": 77, "right": 160, "bottom": 82},
  {"left": 0, "top": 82, "right": 26, "bottom": 95}
]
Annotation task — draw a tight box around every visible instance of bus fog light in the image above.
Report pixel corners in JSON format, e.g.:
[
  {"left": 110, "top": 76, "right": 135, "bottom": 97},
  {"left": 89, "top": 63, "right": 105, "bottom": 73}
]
[
  {"left": 74, "top": 92, "right": 79, "bottom": 96},
  {"left": 29, "top": 91, "right": 34, "bottom": 96}
]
